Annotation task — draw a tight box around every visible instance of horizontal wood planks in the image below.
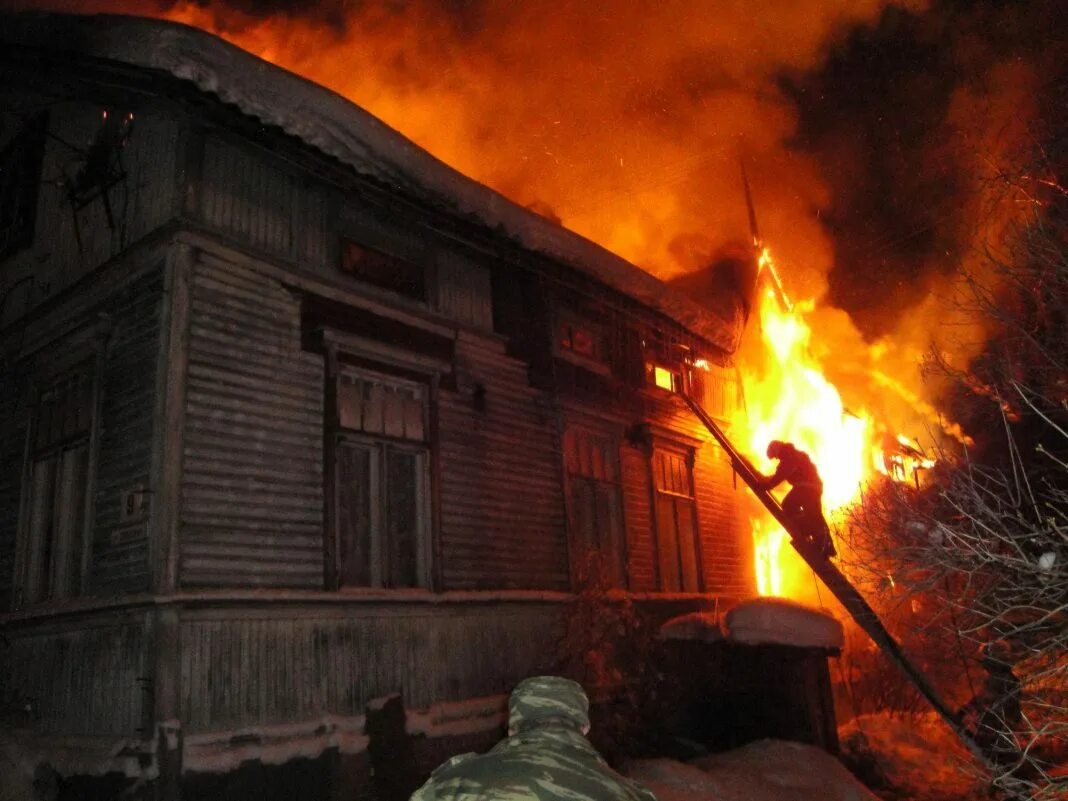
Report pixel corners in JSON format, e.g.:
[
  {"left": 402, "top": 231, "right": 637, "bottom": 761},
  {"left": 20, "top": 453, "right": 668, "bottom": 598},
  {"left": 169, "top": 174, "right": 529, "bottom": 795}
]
[
  {"left": 0, "top": 363, "right": 30, "bottom": 611},
  {"left": 437, "top": 333, "right": 569, "bottom": 590},
  {"left": 178, "top": 603, "right": 561, "bottom": 732},
  {"left": 91, "top": 268, "right": 165, "bottom": 596},
  {"left": 621, "top": 442, "right": 657, "bottom": 592},
  {"left": 0, "top": 97, "right": 179, "bottom": 329},
  {"left": 180, "top": 254, "right": 324, "bottom": 589}
]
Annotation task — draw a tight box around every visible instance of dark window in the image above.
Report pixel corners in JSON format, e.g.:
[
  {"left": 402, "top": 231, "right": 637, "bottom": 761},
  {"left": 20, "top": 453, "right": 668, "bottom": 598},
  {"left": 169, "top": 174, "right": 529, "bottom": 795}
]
[
  {"left": 557, "top": 310, "right": 604, "bottom": 362},
  {"left": 22, "top": 363, "right": 94, "bottom": 604},
  {"left": 652, "top": 448, "right": 701, "bottom": 592},
  {"left": 335, "top": 369, "right": 429, "bottom": 588},
  {"left": 0, "top": 112, "right": 48, "bottom": 262},
  {"left": 565, "top": 427, "right": 625, "bottom": 586},
  {"left": 340, "top": 239, "right": 426, "bottom": 302}
]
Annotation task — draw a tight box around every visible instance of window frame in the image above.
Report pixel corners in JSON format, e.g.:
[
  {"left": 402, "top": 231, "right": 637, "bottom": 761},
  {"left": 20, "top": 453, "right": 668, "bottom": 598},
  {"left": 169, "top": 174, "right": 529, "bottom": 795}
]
[
  {"left": 338, "top": 236, "right": 428, "bottom": 304},
  {"left": 562, "top": 425, "right": 627, "bottom": 588},
  {"left": 649, "top": 443, "right": 703, "bottom": 593},
  {"left": 14, "top": 346, "right": 104, "bottom": 608},
  {"left": 329, "top": 361, "right": 434, "bottom": 591},
  {"left": 554, "top": 307, "right": 611, "bottom": 375}
]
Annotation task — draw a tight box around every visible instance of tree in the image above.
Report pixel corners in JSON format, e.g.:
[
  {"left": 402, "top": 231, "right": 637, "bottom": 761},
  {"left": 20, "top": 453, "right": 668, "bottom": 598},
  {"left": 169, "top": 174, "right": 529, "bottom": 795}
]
[{"left": 845, "top": 94, "right": 1067, "bottom": 800}]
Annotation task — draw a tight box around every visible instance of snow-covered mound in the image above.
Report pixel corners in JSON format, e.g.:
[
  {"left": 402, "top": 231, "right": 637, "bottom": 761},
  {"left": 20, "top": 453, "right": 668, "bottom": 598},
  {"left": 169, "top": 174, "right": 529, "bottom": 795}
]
[
  {"left": 725, "top": 597, "right": 843, "bottom": 649},
  {"left": 658, "top": 612, "right": 724, "bottom": 643},
  {"left": 626, "top": 739, "right": 878, "bottom": 801}
]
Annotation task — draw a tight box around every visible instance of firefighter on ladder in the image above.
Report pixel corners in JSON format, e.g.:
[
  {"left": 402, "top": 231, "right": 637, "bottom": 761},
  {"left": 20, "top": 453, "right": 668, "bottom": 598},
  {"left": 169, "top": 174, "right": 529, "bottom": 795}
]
[{"left": 758, "top": 440, "right": 836, "bottom": 558}]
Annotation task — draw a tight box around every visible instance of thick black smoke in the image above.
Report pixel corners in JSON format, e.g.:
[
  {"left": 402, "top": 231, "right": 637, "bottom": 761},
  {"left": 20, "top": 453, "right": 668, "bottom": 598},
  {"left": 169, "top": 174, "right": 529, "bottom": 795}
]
[{"left": 782, "top": 0, "right": 1065, "bottom": 340}]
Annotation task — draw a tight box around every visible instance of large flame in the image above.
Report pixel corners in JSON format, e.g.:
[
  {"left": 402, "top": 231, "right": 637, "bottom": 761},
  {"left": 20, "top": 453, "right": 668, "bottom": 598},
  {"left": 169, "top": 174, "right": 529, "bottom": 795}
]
[{"left": 737, "top": 250, "right": 939, "bottom": 599}]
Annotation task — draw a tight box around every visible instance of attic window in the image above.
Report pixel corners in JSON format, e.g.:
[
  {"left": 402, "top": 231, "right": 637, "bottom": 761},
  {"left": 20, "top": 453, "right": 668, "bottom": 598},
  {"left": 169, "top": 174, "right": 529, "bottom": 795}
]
[
  {"left": 340, "top": 238, "right": 426, "bottom": 302},
  {"left": 0, "top": 112, "right": 48, "bottom": 262},
  {"left": 557, "top": 309, "right": 604, "bottom": 363}
]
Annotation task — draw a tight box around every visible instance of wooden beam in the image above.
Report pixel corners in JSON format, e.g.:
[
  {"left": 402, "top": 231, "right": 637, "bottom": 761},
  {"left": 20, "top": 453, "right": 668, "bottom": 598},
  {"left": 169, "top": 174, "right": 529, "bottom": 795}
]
[{"left": 150, "top": 242, "right": 193, "bottom": 595}]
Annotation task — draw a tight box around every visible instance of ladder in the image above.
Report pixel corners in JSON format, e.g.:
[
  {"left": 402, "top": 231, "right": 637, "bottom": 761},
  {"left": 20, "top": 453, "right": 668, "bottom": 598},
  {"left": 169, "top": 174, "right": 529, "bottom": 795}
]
[{"left": 679, "top": 389, "right": 989, "bottom": 761}]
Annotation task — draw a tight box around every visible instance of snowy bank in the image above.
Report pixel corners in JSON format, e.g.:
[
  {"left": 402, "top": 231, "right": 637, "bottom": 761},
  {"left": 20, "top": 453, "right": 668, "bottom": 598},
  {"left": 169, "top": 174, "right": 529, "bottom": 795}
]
[
  {"left": 626, "top": 739, "right": 878, "bottom": 801},
  {"left": 658, "top": 612, "right": 724, "bottom": 643},
  {"left": 725, "top": 597, "right": 843, "bottom": 650}
]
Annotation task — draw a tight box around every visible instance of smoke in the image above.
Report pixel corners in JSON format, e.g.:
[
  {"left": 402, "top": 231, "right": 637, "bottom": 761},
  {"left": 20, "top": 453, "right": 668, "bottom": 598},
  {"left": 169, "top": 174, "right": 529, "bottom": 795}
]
[
  {"left": 12, "top": 0, "right": 900, "bottom": 287},
  {"left": 785, "top": 0, "right": 1064, "bottom": 340},
  {"left": 11, "top": 0, "right": 1062, "bottom": 441}
]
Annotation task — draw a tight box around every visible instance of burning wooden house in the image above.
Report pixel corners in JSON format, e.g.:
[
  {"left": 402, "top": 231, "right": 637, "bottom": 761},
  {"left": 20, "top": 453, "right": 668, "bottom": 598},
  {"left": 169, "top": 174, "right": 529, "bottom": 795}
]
[{"left": 0, "top": 10, "right": 784, "bottom": 798}]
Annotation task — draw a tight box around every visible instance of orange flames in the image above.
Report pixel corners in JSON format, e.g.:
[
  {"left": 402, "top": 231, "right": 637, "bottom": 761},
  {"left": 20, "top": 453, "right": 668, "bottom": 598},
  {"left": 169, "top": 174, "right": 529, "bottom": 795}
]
[{"left": 737, "top": 250, "right": 940, "bottom": 599}]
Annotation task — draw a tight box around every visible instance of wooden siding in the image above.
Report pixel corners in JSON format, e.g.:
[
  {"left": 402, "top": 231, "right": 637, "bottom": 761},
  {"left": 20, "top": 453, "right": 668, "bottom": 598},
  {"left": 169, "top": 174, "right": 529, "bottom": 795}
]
[
  {"left": 89, "top": 268, "right": 165, "bottom": 596},
  {"left": 621, "top": 442, "right": 657, "bottom": 592},
  {"left": 0, "top": 96, "right": 178, "bottom": 328},
  {"left": 437, "top": 331, "right": 570, "bottom": 590},
  {"left": 652, "top": 393, "right": 752, "bottom": 598},
  {"left": 435, "top": 250, "right": 493, "bottom": 331},
  {"left": 0, "top": 364, "right": 30, "bottom": 611},
  {"left": 178, "top": 603, "right": 561, "bottom": 732},
  {"left": 180, "top": 253, "right": 324, "bottom": 589},
  {"left": 0, "top": 616, "right": 147, "bottom": 736},
  {"left": 198, "top": 135, "right": 331, "bottom": 271}
]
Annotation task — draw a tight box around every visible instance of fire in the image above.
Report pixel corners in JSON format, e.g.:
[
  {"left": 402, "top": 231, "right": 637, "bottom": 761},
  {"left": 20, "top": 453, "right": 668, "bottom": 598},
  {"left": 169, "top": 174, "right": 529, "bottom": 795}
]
[{"left": 737, "top": 250, "right": 938, "bottom": 599}]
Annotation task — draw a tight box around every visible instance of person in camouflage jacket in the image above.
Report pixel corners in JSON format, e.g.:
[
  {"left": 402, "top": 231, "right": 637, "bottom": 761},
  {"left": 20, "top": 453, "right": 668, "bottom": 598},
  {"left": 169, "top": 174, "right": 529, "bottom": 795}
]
[{"left": 409, "top": 676, "right": 658, "bottom": 801}]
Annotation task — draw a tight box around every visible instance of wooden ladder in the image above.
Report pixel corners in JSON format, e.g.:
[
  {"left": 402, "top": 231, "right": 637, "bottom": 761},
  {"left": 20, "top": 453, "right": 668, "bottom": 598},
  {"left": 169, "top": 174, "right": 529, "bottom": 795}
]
[{"left": 679, "top": 389, "right": 989, "bottom": 761}]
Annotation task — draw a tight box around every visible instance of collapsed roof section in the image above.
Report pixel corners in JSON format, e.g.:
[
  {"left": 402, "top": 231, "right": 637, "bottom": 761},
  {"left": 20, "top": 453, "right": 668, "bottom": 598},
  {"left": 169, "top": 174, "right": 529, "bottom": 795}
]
[{"left": 1, "top": 12, "right": 739, "bottom": 353}]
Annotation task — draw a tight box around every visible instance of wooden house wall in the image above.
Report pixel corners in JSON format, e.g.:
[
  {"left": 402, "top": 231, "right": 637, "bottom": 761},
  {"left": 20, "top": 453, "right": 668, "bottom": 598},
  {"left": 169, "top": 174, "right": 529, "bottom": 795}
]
[
  {"left": 0, "top": 262, "right": 164, "bottom": 609},
  {"left": 0, "top": 614, "right": 147, "bottom": 736},
  {"left": 179, "top": 252, "right": 324, "bottom": 589},
  {"left": 621, "top": 441, "right": 657, "bottom": 591},
  {"left": 437, "top": 331, "right": 570, "bottom": 590},
  {"left": 177, "top": 601, "right": 561, "bottom": 732},
  {"left": 0, "top": 363, "right": 31, "bottom": 610},
  {"left": 652, "top": 393, "right": 751, "bottom": 598},
  {"left": 197, "top": 135, "right": 331, "bottom": 272},
  {"left": 0, "top": 95, "right": 179, "bottom": 328},
  {"left": 89, "top": 268, "right": 165, "bottom": 596}
]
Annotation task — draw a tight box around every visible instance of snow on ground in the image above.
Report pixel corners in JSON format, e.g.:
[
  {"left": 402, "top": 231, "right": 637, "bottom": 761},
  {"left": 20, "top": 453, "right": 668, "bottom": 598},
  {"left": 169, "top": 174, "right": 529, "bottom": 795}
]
[
  {"left": 838, "top": 712, "right": 986, "bottom": 801},
  {"left": 725, "top": 597, "right": 844, "bottom": 650},
  {"left": 626, "top": 739, "right": 879, "bottom": 801}
]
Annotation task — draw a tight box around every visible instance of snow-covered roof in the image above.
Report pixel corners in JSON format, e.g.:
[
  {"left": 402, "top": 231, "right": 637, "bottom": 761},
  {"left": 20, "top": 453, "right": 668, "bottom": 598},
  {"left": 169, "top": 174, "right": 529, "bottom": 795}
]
[
  {"left": 725, "top": 597, "right": 844, "bottom": 650},
  {"left": 2, "top": 12, "right": 737, "bottom": 351}
]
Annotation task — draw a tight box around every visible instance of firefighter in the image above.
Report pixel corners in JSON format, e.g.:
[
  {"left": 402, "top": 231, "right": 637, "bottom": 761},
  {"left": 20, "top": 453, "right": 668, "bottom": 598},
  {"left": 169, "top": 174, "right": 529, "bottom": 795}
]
[
  {"left": 409, "top": 676, "right": 657, "bottom": 801},
  {"left": 759, "top": 440, "right": 836, "bottom": 557}
]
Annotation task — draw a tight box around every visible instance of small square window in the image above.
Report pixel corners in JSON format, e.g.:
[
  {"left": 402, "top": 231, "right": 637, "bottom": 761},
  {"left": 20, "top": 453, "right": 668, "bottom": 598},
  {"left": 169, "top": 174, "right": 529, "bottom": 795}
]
[
  {"left": 646, "top": 362, "right": 681, "bottom": 392},
  {"left": 557, "top": 310, "right": 604, "bottom": 362},
  {"left": 340, "top": 238, "right": 426, "bottom": 302}
]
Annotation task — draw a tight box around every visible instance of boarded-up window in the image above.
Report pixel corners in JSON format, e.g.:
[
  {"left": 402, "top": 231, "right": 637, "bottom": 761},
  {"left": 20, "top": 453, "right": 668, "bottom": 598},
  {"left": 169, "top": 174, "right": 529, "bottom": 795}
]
[
  {"left": 22, "top": 363, "right": 95, "bottom": 603},
  {"left": 565, "top": 428, "right": 625, "bottom": 586},
  {"left": 0, "top": 112, "right": 48, "bottom": 262},
  {"left": 652, "top": 448, "right": 700, "bottom": 592},
  {"left": 340, "top": 238, "right": 426, "bottom": 302},
  {"left": 335, "top": 369, "right": 429, "bottom": 588}
]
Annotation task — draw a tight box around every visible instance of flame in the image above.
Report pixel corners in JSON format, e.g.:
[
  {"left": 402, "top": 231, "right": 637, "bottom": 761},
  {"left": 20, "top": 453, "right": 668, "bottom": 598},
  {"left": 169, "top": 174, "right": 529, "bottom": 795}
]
[{"left": 736, "top": 250, "right": 941, "bottom": 600}]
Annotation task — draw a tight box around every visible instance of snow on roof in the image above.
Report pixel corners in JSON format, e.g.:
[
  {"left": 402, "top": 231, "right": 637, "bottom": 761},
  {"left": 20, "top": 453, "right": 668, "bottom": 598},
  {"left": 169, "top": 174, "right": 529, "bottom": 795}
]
[
  {"left": 658, "top": 611, "right": 725, "bottom": 643},
  {"left": 1, "top": 12, "right": 738, "bottom": 352},
  {"left": 725, "top": 597, "right": 844, "bottom": 650},
  {"left": 627, "top": 739, "right": 880, "bottom": 801}
]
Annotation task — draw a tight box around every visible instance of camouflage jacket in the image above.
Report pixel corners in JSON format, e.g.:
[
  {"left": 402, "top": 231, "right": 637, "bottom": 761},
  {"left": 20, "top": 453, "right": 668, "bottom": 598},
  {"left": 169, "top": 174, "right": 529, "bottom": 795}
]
[{"left": 409, "top": 724, "right": 658, "bottom": 801}]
